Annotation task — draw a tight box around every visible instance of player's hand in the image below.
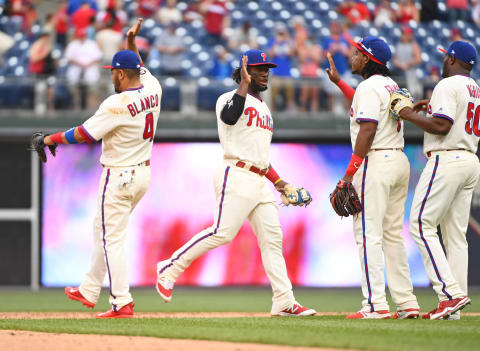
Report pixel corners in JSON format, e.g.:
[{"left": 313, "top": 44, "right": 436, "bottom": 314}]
[
  {"left": 240, "top": 55, "right": 251, "bottom": 85},
  {"left": 325, "top": 52, "right": 340, "bottom": 84},
  {"left": 413, "top": 99, "right": 429, "bottom": 113},
  {"left": 274, "top": 180, "right": 288, "bottom": 193},
  {"left": 127, "top": 18, "right": 143, "bottom": 40}
]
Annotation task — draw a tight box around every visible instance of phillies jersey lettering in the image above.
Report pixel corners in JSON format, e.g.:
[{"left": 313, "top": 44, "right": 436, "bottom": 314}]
[
  {"left": 82, "top": 67, "right": 162, "bottom": 167},
  {"left": 350, "top": 75, "right": 404, "bottom": 150},
  {"left": 244, "top": 107, "right": 273, "bottom": 132},
  {"left": 216, "top": 90, "right": 273, "bottom": 169},
  {"left": 424, "top": 75, "right": 480, "bottom": 154},
  {"left": 127, "top": 94, "right": 160, "bottom": 117}
]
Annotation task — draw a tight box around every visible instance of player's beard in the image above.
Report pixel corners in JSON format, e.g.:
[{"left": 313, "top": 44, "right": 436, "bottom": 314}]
[
  {"left": 113, "top": 75, "right": 121, "bottom": 93},
  {"left": 251, "top": 80, "right": 268, "bottom": 93}
]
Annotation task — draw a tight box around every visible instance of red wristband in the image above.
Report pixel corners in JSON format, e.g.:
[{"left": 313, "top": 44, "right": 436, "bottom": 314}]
[
  {"left": 337, "top": 79, "right": 355, "bottom": 100},
  {"left": 345, "top": 154, "right": 364, "bottom": 177},
  {"left": 265, "top": 167, "right": 281, "bottom": 184},
  {"left": 49, "top": 132, "right": 64, "bottom": 144}
]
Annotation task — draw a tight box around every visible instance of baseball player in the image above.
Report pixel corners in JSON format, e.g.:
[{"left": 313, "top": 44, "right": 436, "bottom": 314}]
[
  {"left": 155, "top": 49, "right": 316, "bottom": 317},
  {"left": 37, "top": 18, "right": 162, "bottom": 318},
  {"left": 327, "top": 36, "right": 419, "bottom": 319},
  {"left": 391, "top": 41, "right": 479, "bottom": 320}
]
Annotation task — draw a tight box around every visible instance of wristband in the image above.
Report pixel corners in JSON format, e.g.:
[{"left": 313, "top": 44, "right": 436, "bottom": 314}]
[
  {"left": 65, "top": 128, "right": 79, "bottom": 144},
  {"left": 49, "top": 132, "right": 64, "bottom": 144},
  {"left": 265, "top": 167, "right": 281, "bottom": 184},
  {"left": 274, "top": 178, "right": 282, "bottom": 185},
  {"left": 337, "top": 79, "right": 355, "bottom": 100},
  {"left": 345, "top": 154, "right": 364, "bottom": 177}
]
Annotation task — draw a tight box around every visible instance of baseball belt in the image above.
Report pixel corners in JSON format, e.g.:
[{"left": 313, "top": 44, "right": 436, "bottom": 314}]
[{"left": 235, "top": 161, "right": 268, "bottom": 176}]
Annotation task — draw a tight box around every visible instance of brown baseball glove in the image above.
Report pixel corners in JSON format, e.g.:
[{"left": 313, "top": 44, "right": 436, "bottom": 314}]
[{"left": 329, "top": 180, "right": 362, "bottom": 217}]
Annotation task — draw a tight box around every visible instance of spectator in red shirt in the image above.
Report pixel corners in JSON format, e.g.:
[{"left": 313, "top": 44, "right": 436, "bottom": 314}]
[
  {"left": 396, "top": 0, "right": 419, "bottom": 24},
  {"left": 71, "top": 2, "right": 97, "bottom": 32},
  {"left": 338, "top": 1, "right": 370, "bottom": 25},
  {"left": 137, "top": 0, "right": 163, "bottom": 18},
  {"left": 446, "top": 0, "right": 470, "bottom": 22},
  {"left": 96, "top": 4, "right": 127, "bottom": 32},
  {"left": 200, "top": 0, "right": 230, "bottom": 46},
  {"left": 55, "top": 0, "right": 69, "bottom": 48}
]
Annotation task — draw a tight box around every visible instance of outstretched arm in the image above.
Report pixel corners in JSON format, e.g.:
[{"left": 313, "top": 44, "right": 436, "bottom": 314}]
[
  {"left": 44, "top": 127, "right": 89, "bottom": 145},
  {"left": 399, "top": 107, "right": 452, "bottom": 135},
  {"left": 126, "top": 18, "right": 144, "bottom": 66}
]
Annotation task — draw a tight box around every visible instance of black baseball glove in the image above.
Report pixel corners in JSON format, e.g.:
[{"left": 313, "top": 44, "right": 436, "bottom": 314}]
[
  {"left": 329, "top": 180, "right": 362, "bottom": 217},
  {"left": 28, "top": 132, "right": 58, "bottom": 163}
]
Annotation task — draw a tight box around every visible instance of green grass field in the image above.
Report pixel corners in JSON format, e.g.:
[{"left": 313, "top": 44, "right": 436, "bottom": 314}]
[{"left": 1, "top": 287, "right": 480, "bottom": 351}]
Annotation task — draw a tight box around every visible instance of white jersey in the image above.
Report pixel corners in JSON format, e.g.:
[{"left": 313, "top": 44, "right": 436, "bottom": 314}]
[
  {"left": 424, "top": 75, "right": 480, "bottom": 154},
  {"left": 81, "top": 67, "right": 162, "bottom": 167},
  {"left": 216, "top": 90, "right": 273, "bottom": 169},
  {"left": 350, "top": 75, "right": 404, "bottom": 150}
]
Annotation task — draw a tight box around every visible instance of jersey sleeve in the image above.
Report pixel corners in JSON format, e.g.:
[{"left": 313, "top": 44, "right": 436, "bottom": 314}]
[
  {"left": 140, "top": 67, "right": 158, "bottom": 88},
  {"left": 80, "top": 95, "right": 120, "bottom": 142},
  {"left": 216, "top": 92, "right": 235, "bottom": 121},
  {"left": 354, "top": 84, "right": 381, "bottom": 124},
  {"left": 428, "top": 79, "right": 457, "bottom": 123}
]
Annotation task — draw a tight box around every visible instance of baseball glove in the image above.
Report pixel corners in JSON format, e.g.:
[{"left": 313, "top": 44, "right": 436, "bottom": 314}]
[
  {"left": 28, "top": 132, "right": 57, "bottom": 163},
  {"left": 389, "top": 88, "right": 414, "bottom": 121},
  {"left": 280, "top": 184, "right": 312, "bottom": 207},
  {"left": 329, "top": 180, "right": 362, "bottom": 217}
]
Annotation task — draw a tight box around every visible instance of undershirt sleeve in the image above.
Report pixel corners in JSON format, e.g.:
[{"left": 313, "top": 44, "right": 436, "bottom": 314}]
[{"left": 220, "top": 93, "right": 246, "bottom": 125}]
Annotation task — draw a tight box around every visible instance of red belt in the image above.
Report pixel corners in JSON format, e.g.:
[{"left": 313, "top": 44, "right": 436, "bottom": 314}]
[
  {"left": 426, "top": 149, "right": 465, "bottom": 157},
  {"left": 235, "top": 161, "right": 268, "bottom": 176}
]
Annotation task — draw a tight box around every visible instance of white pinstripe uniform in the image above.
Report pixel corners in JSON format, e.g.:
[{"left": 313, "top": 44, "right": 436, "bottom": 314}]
[
  {"left": 78, "top": 67, "right": 162, "bottom": 310},
  {"left": 350, "top": 75, "right": 419, "bottom": 312},
  {"left": 409, "top": 75, "right": 480, "bottom": 302},
  {"left": 158, "top": 90, "right": 299, "bottom": 314}
]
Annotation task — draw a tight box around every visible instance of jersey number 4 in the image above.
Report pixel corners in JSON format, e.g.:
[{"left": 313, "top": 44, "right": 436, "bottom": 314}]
[
  {"left": 465, "top": 102, "right": 480, "bottom": 136},
  {"left": 143, "top": 112, "right": 154, "bottom": 142}
]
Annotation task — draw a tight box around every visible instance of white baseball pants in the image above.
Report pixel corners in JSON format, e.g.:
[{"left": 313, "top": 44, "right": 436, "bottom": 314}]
[
  {"left": 79, "top": 164, "right": 150, "bottom": 310},
  {"left": 409, "top": 150, "right": 480, "bottom": 301},
  {"left": 159, "top": 161, "right": 295, "bottom": 314},
  {"left": 352, "top": 149, "right": 419, "bottom": 312}
]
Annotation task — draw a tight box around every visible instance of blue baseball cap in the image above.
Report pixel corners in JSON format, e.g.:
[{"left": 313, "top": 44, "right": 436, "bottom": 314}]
[
  {"left": 242, "top": 49, "right": 277, "bottom": 68},
  {"left": 102, "top": 50, "right": 142, "bottom": 69},
  {"left": 350, "top": 36, "right": 391, "bottom": 66},
  {"left": 438, "top": 41, "right": 477, "bottom": 66}
]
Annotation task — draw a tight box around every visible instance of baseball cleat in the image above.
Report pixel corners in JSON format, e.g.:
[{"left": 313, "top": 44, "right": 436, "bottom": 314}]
[
  {"left": 273, "top": 303, "right": 316, "bottom": 317},
  {"left": 346, "top": 310, "right": 390, "bottom": 319},
  {"left": 426, "top": 296, "right": 470, "bottom": 320},
  {"left": 422, "top": 308, "right": 437, "bottom": 320},
  {"left": 64, "top": 287, "right": 95, "bottom": 309},
  {"left": 95, "top": 302, "right": 135, "bottom": 319},
  {"left": 392, "top": 308, "right": 420, "bottom": 319},
  {"left": 445, "top": 311, "right": 460, "bottom": 320},
  {"left": 156, "top": 262, "right": 174, "bottom": 303}
]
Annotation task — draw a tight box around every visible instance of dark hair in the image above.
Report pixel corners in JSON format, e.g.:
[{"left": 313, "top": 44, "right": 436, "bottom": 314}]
[
  {"left": 361, "top": 60, "right": 391, "bottom": 78},
  {"left": 123, "top": 68, "right": 140, "bottom": 79},
  {"left": 232, "top": 67, "right": 241, "bottom": 84}
]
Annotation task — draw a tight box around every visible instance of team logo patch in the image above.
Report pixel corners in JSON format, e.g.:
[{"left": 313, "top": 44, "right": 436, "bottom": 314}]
[{"left": 261, "top": 53, "right": 267, "bottom": 62}]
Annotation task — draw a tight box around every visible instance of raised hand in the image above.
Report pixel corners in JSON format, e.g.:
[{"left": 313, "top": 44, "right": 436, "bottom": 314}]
[
  {"left": 240, "top": 55, "right": 251, "bottom": 85},
  {"left": 127, "top": 18, "right": 143, "bottom": 41},
  {"left": 325, "top": 52, "right": 340, "bottom": 84}
]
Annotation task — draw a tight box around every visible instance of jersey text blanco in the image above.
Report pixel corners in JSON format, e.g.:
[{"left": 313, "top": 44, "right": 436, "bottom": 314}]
[{"left": 81, "top": 67, "right": 162, "bottom": 167}]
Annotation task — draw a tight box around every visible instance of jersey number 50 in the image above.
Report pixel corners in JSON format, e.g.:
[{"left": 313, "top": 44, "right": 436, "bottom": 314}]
[
  {"left": 143, "top": 112, "right": 154, "bottom": 142},
  {"left": 465, "top": 102, "right": 480, "bottom": 136}
]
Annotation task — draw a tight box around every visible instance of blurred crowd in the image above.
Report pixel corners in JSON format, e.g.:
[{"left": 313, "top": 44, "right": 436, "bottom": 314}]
[{"left": 0, "top": 0, "right": 479, "bottom": 112}]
